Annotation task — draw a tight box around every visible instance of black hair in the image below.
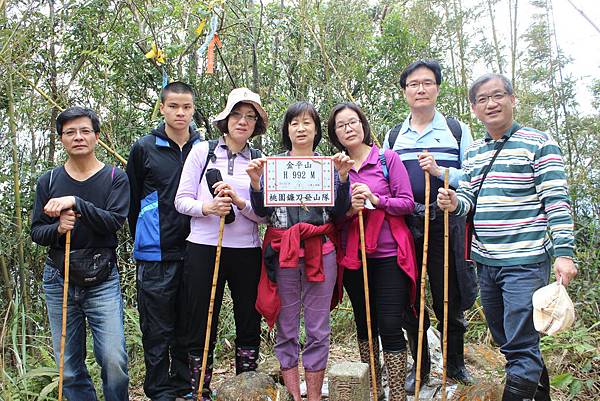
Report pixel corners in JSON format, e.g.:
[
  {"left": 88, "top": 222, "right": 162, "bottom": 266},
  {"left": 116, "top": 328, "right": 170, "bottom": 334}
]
[
  {"left": 214, "top": 102, "right": 267, "bottom": 137},
  {"left": 468, "top": 73, "right": 514, "bottom": 104},
  {"left": 160, "top": 81, "right": 195, "bottom": 103},
  {"left": 281, "top": 101, "right": 322, "bottom": 151},
  {"left": 399, "top": 59, "right": 443, "bottom": 89},
  {"left": 56, "top": 107, "right": 100, "bottom": 136},
  {"left": 326, "top": 102, "right": 373, "bottom": 151}
]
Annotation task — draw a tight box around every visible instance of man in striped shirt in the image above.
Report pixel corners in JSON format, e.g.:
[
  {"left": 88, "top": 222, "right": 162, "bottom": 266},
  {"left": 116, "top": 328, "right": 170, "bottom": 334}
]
[{"left": 438, "top": 73, "right": 577, "bottom": 401}]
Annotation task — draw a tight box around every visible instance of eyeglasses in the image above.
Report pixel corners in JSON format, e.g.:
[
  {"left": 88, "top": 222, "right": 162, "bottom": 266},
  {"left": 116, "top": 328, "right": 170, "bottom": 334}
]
[
  {"left": 62, "top": 128, "right": 95, "bottom": 137},
  {"left": 335, "top": 119, "right": 361, "bottom": 131},
  {"left": 475, "top": 91, "right": 508, "bottom": 106},
  {"left": 406, "top": 80, "right": 437, "bottom": 90},
  {"left": 230, "top": 111, "right": 258, "bottom": 122}
]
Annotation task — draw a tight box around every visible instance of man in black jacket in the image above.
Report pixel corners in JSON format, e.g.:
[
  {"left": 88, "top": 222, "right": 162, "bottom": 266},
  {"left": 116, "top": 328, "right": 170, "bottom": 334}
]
[
  {"left": 31, "top": 107, "right": 130, "bottom": 401},
  {"left": 127, "top": 81, "right": 201, "bottom": 401}
]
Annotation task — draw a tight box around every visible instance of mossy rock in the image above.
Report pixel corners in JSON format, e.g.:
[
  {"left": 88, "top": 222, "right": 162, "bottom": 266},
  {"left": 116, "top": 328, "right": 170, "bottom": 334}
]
[{"left": 215, "top": 371, "right": 293, "bottom": 401}]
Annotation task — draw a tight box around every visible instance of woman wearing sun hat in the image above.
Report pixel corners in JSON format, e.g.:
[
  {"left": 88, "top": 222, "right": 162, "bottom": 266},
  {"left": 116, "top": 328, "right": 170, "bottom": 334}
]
[{"left": 174, "top": 88, "right": 268, "bottom": 400}]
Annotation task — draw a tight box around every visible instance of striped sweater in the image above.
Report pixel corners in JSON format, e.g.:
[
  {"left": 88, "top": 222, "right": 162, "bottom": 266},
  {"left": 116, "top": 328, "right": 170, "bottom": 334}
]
[{"left": 454, "top": 123, "right": 574, "bottom": 266}]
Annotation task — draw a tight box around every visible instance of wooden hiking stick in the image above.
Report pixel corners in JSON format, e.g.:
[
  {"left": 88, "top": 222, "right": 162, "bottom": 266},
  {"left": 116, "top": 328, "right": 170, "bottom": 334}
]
[
  {"left": 415, "top": 168, "right": 431, "bottom": 400},
  {"left": 58, "top": 230, "right": 71, "bottom": 401},
  {"left": 358, "top": 209, "right": 379, "bottom": 400},
  {"left": 197, "top": 216, "right": 226, "bottom": 401},
  {"left": 442, "top": 169, "right": 450, "bottom": 401}
]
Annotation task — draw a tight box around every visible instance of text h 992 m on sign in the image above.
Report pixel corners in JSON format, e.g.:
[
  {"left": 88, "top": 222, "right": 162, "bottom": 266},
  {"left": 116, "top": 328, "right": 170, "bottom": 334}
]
[{"left": 264, "top": 156, "right": 334, "bottom": 207}]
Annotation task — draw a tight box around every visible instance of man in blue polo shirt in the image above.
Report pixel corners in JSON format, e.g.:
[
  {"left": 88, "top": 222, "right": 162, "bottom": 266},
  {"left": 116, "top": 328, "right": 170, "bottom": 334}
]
[{"left": 384, "top": 59, "right": 476, "bottom": 393}]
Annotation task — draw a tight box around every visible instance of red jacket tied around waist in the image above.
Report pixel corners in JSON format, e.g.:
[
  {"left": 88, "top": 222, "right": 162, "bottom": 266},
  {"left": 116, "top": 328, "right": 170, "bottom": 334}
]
[{"left": 255, "top": 222, "right": 343, "bottom": 328}]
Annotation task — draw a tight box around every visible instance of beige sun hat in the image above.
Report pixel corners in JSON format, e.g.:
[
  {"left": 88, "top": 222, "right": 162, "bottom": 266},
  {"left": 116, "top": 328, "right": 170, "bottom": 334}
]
[
  {"left": 532, "top": 278, "right": 575, "bottom": 336},
  {"left": 212, "top": 87, "right": 269, "bottom": 128}
]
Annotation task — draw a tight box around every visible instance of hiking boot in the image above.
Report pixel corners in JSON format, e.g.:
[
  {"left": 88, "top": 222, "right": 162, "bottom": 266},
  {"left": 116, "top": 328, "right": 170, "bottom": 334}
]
[
  {"left": 235, "top": 345, "right": 259, "bottom": 375},
  {"left": 534, "top": 365, "right": 551, "bottom": 401},
  {"left": 405, "top": 331, "right": 430, "bottom": 395},
  {"left": 447, "top": 353, "right": 475, "bottom": 385},
  {"left": 358, "top": 339, "right": 385, "bottom": 400},
  {"left": 502, "top": 374, "right": 538, "bottom": 401},
  {"left": 188, "top": 351, "right": 213, "bottom": 401},
  {"left": 384, "top": 350, "right": 407, "bottom": 401},
  {"left": 305, "top": 369, "right": 325, "bottom": 401},
  {"left": 281, "top": 366, "right": 302, "bottom": 401}
]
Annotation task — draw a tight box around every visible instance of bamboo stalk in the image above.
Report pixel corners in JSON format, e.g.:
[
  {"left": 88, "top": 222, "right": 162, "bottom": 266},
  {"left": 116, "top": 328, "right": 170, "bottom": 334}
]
[
  {"left": 0, "top": 255, "right": 12, "bottom": 304},
  {"left": 7, "top": 68, "right": 29, "bottom": 319},
  {"left": 58, "top": 230, "right": 71, "bottom": 401},
  {"left": 197, "top": 216, "right": 225, "bottom": 401},
  {"left": 441, "top": 169, "right": 450, "bottom": 401},
  {"left": 358, "top": 209, "right": 379, "bottom": 400},
  {"left": 415, "top": 169, "right": 431, "bottom": 400}
]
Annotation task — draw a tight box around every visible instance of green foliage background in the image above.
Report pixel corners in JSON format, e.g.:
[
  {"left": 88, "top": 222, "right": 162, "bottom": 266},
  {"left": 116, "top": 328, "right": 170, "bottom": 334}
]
[{"left": 1, "top": 0, "right": 598, "bottom": 399}]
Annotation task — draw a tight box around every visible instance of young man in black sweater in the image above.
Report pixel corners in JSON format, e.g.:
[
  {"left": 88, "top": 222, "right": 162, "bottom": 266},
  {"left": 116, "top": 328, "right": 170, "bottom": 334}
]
[
  {"left": 127, "top": 81, "right": 201, "bottom": 400},
  {"left": 31, "top": 107, "right": 130, "bottom": 401}
]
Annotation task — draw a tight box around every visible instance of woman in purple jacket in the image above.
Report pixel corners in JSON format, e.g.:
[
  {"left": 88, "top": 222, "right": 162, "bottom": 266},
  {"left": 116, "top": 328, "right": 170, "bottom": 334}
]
[
  {"left": 174, "top": 88, "right": 267, "bottom": 400},
  {"left": 328, "top": 102, "right": 417, "bottom": 401}
]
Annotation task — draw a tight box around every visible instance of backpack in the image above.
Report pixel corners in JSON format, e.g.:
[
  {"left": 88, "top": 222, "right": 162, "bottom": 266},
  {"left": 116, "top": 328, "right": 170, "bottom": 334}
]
[
  {"left": 386, "top": 116, "right": 463, "bottom": 151},
  {"left": 379, "top": 149, "right": 390, "bottom": 180},
  {"left": 199, "top": 139, "right": 263, "bottom": 181}
]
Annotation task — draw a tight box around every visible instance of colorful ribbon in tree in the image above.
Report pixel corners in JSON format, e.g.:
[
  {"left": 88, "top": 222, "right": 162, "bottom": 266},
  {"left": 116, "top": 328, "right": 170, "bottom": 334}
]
[
  {"left": 206, "top": 34, "right": 222, "bottom": 74},
  {"left": 145, "top": 42, "right": 166, "bottom": 65},
  {"left": 198, "top": 13, "right": 220, "bottom": 74}
]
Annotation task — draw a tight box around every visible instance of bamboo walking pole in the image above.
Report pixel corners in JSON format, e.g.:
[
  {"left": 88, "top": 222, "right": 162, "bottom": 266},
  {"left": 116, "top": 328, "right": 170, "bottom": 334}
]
[
  {"left": 358, "top": 209, "right": 379, "bottom": 400},
  {"left": 197, "top": 216, "right": 226, "bottom": 401},
  {"left": 441, "top": 169, "right": 450, "bottom": 401},
  {"left": 415, "top": 168, "right": 431, "bottom": 400},
  {"left": 58, "top": 230, "right": 71, "bottom": 401}
]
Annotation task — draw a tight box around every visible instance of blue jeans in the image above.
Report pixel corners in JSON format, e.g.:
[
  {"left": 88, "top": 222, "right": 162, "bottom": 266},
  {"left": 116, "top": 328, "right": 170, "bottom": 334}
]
[
  {"left": 43, "top": 263, "right": 129, "bottom": 401},
  {"left": 477, "top": 258, "right": 550, "bottom": 383}
]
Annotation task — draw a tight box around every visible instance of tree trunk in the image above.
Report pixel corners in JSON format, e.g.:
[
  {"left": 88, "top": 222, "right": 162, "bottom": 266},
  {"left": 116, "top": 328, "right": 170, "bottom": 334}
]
[
  {"left": 0, "top": 255, "right": 12, "bottom": 305},
  {"left": 248, "top": 0, "right": 263, "bottom": 151},
  {"left": 48, "top": 0, "right": 58, "bottom": 164},
  {"left": 7, "top": 67, "right": 29, "bottom": 315},
  {"left": 486, "top": 0, "right": 504, "bottom": 73},
  {"left": 451, "top": 0, "right": 471, "bottom": 124},
  {"left": 509, "top": 0, "right": 518, "bottom": 89},
  {"left": 442, "top": 1, "right": 460, "bottom": 117},
  {"left": 546, "top": 0, "right": 576, "bottom": 217}
]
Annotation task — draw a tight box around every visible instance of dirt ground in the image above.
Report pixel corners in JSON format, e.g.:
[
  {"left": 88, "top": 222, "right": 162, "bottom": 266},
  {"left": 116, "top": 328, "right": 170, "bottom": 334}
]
[{"left": 130, "top": 334, "right": 511, "bottom": 401}]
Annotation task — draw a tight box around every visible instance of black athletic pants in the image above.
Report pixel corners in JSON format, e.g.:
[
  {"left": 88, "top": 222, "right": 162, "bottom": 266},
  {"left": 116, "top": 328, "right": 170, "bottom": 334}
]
[
  {"left": 405, "top": 216, "right": 467, "bottom": 357},
  {"left": 137, "top": 260, "right": 188, "bottom": 401},
  {"left": 344, "top": 256, "right": 412, "bottom": 352},
  {"left": 175, "top": 243, "right": 262, "bottom": 368}
]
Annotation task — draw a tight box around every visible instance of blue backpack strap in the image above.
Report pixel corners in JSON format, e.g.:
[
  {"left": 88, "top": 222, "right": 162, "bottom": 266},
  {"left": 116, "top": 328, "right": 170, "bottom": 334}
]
[{"left": 379, "top": 148, "right": 389, "bottom": 180}]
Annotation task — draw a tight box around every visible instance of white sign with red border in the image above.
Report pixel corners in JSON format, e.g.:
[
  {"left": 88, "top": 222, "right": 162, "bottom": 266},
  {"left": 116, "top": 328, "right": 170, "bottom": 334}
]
[{"left": 264, "top": 156, "right": 334, "bottom": 207}]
